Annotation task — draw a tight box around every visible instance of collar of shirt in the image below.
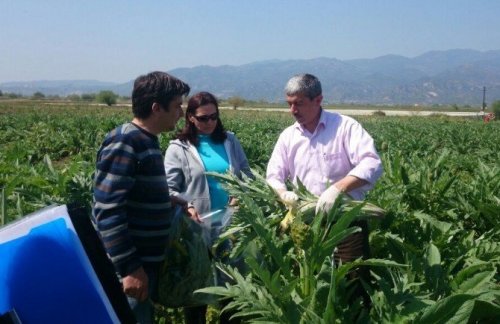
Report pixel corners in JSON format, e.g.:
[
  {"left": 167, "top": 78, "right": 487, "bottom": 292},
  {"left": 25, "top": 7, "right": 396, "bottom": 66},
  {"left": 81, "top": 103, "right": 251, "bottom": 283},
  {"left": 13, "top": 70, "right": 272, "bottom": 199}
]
[{"left": 293, "top": 108, "right": 328, "bottom": 138}]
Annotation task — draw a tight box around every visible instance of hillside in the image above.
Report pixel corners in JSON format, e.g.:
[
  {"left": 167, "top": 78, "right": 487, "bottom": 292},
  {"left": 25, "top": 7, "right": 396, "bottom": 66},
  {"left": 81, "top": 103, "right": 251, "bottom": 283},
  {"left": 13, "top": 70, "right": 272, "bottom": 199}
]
[{"left": 1, "top": 49, "right": 499, "bottom": 105}]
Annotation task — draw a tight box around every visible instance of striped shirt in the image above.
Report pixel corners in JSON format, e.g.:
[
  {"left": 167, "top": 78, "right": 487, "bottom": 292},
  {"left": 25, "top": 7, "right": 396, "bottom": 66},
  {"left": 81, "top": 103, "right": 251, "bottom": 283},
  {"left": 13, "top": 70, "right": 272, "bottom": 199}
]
[{"left": 92, "top": 122, "right": 174, "bottom": 276}]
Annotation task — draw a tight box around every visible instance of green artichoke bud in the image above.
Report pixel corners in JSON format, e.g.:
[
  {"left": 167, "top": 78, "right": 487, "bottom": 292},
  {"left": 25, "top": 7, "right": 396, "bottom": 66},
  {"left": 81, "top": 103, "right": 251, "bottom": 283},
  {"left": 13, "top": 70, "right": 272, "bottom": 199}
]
[{"left": 290, "top": 220, "right": 313, "bottom": 250}]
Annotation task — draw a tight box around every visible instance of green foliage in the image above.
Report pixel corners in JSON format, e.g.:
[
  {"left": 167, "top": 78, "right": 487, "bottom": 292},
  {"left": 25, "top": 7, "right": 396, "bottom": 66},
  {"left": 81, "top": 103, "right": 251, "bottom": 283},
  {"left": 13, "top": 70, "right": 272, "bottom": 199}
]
[
  {"left": 81, "top": 93, "right": 96, "bottom": 101},
  {"left": 0, "top": 102, "right": 499, "bottom": 322},
  {"left": 222, "top": 111, "right": 287, "bottom": 167},
  {"left": 199, "top": 171, "right": 404, "bottom": 323},
  {"left": 32, "top": 91, "right": 45, "bottom": 99},
  {"left": 63, "top": 93, "right": 97, "bottom": 103},
  {"left": 372, "top": 110, "right": 386, "bottom": 116},
  {"left": 7, "top": 92, "right": 21, "bottom": 99},
  {"left": 158, "top": 211, "right": 215, "bottom": 308},
  {"left": 1, "top": 187, "right": 5, "bottom": 226},
  {"left": 96, "top": 90, "right": 118, "bottom": 106},
  {"left": 492, "top": 100, "right": 500, "bottom": 118},
  {"left": 66, "top": 94, "right": 81, "bottom": 101},
  {"left": 0, "top": 103, "right": 122, "bottom": 221}
]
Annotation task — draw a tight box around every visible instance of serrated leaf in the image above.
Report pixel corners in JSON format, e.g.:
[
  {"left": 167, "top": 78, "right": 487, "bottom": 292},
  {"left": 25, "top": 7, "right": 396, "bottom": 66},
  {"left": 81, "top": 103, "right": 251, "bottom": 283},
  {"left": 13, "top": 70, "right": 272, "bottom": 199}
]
[
  {"left": 451, "top": 263, "right": 492, "bottom": 291},
  {"left": 456, "top": 270, "right": 496, "bottom": 293},
  {"left": 416, "top": 293, "right": 479, "bottom": 324},
  {"left": 469, "top": 299, "right": 500, "bottom": 322},
  {"left": 413, "top": 211, "right": 452, "bottom": 233}
]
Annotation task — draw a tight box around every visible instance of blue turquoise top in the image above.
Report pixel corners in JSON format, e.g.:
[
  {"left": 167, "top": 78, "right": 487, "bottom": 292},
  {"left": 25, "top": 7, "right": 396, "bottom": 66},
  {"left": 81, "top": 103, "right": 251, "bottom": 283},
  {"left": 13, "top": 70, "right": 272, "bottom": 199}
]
[{"left": 197, "top": 134, "right": 230, "bottom": 214}]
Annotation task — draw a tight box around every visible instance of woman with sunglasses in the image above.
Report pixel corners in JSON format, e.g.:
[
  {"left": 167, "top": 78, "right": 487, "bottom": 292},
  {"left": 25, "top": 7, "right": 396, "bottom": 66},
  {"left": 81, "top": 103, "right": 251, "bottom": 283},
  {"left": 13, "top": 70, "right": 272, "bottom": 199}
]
[{"left": 164, "top": 91, "right": 252, "bottom": 323}]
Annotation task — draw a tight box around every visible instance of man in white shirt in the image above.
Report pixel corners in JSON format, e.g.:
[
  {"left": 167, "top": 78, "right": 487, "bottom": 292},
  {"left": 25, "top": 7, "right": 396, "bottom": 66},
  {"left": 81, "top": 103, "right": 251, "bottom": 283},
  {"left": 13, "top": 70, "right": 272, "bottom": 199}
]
[
  {"left": 266, "top": 73, "right": 383, "bottom": 212},
  {"left": 266, "top": 74, "right": 383, "bottom": 310}
]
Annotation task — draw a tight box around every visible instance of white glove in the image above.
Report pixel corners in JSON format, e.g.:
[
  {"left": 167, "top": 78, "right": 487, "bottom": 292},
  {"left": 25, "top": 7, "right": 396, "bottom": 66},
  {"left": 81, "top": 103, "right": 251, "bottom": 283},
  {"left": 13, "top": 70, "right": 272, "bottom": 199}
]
[
  {"left": 279, "top": 191, "right": 299, "bottom": 206},
  {"left": 315, "top": 185, "right": 342, "bottom": 215}
]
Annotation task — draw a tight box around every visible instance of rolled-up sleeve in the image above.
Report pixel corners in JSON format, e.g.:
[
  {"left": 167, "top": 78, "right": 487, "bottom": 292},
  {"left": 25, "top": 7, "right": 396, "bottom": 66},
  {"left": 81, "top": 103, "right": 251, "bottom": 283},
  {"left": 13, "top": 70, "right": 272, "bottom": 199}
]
[{"left": 345, "top": 121, "right": 383, "bottom": 189}]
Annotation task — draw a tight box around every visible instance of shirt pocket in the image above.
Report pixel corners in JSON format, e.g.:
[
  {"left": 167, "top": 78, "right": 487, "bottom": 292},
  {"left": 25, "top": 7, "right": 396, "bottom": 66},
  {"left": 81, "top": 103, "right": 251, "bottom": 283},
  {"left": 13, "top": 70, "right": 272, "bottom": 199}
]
[{"left": 323, "top": 152, "right": 347, "bottom": 180}]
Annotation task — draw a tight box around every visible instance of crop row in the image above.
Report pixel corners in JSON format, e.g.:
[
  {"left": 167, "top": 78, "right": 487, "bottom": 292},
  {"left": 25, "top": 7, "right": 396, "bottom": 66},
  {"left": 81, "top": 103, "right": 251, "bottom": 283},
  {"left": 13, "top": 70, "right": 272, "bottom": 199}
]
[{"left": 0, "top": 102, "right": 499, "bottom": 322}]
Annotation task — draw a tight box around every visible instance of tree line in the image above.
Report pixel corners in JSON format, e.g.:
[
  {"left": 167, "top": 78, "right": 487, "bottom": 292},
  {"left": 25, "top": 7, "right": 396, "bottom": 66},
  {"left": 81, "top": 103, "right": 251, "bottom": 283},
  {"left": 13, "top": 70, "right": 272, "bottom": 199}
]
[
  {"left": 0, "top": 89, "right": 249, "bottom": 109},
  {"left": 0, "top": 90, "right": 123, "bottom": 106}
]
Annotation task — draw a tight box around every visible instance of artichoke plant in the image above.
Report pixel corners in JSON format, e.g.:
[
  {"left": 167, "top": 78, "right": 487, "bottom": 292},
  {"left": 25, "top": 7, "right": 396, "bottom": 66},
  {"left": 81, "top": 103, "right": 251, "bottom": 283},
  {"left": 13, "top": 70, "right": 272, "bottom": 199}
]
[{"left": 197, "top": 169, "right": 402, "bottom": 323}]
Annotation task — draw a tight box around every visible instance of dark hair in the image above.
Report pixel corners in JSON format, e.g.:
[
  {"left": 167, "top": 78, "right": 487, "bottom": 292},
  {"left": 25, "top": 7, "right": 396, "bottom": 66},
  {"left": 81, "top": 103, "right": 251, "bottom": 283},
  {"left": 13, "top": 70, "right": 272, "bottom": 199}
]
[
  {"left": 132, "top": 71, "right": 190, "bottom": 119},
  {"left": 177, "top": 91, "right": 227, "bottom": 146}
]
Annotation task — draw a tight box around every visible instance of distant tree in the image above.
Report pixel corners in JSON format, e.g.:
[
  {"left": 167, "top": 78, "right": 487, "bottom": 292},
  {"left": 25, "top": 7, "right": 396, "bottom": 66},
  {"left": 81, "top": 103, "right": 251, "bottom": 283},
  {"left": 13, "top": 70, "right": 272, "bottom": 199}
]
[
  {"left": 0, "top": 90, "right": 3, "bottom": 96},
  {"left": 67, "top": 94, "right": 81, "bottom": 102},
  {"left": 372, "top": 110, "right": 386, "bottom": 117},
  {"left": 81, "top": 93, "right": 96, "bottom": 101},
  {"left": 227, "top": 96, "right": 245, "bottom": 110},
  {"left": 7, "top": 93, "right": 21, "bottom": 99},
  {"left": 97, "top": 90, "right": 118, "bottom": 106},
  {"left": 32, "top": 91, "right": 45, "bottom": 99}
]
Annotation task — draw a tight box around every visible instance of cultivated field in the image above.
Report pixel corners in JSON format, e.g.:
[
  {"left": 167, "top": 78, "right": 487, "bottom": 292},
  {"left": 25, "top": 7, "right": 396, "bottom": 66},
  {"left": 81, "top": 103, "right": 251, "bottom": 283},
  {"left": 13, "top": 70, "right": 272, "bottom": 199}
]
[{"left": 0, "top": 102, "right": 499, "bottom": 322}]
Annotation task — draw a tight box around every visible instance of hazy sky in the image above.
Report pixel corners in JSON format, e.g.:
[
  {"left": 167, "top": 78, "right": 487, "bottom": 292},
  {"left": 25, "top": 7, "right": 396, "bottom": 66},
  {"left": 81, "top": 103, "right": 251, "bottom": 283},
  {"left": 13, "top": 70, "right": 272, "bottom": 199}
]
[{"left": 1, "top": 0, "right": 499, "bottom": 83}]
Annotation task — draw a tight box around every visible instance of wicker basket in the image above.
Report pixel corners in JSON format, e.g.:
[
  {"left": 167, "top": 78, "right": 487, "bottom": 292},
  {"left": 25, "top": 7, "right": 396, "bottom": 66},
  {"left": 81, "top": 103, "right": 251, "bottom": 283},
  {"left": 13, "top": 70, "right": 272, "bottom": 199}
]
[
  {"left": 332, "top": 220, "right": 372, "bottom": 307},
  {"left": 333, "top": 220, "right": 370, "bottom": 265}
]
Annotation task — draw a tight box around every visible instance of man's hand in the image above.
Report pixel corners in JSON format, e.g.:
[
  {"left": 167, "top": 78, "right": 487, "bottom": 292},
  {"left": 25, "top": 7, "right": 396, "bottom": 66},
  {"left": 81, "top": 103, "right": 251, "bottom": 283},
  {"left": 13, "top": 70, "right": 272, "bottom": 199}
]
[
  {"left": 122, "top": 266, "right": 149, "bottom": 302},
  {"left": 279, "top": 191, "right": 299, "bottom": 206},
  {"left": 315, "top": 185, "right": 342, "bottom": 215}
]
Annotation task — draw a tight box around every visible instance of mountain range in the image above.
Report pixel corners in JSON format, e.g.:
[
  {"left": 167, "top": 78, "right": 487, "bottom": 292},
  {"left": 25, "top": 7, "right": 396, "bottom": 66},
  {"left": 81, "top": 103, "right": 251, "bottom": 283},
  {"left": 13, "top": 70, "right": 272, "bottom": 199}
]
[{"left": 2, "top": 49, "right": 499, "bottom": 105}]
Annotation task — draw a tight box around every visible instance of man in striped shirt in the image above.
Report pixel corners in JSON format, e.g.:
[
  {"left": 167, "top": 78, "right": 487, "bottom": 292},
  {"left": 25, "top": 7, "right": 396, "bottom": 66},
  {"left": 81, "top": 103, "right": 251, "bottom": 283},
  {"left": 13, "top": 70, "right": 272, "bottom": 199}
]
[{"left": 92, "top": 71, "right": 190, "bottom": 323}]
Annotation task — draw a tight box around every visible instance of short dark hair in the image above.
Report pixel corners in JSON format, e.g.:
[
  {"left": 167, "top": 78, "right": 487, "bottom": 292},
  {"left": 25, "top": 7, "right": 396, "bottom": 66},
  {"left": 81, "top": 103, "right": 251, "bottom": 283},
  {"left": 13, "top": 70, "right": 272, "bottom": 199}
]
[
  {"left": 177, "top": 91, "right": 227, "bottom": 146},
  {"left": 132, "top": 71, "right": 190, "bottom": 119}
]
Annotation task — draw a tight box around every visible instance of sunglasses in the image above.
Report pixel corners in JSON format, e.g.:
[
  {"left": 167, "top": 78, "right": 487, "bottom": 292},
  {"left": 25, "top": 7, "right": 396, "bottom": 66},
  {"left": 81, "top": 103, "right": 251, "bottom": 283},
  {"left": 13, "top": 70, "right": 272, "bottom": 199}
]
[{"left": 192, "top": 112, "right": 218, "bottom": 123}]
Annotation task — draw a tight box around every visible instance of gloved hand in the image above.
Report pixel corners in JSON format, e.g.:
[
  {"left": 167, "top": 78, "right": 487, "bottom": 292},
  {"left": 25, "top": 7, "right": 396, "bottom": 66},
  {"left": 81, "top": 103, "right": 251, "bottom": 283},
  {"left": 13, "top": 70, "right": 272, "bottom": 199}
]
[
  {"left": 315, "top": 185, "right": 342, "bottom": 215},
  {"left": 279, "top": 191, "right": 299, "bottom": 206}
]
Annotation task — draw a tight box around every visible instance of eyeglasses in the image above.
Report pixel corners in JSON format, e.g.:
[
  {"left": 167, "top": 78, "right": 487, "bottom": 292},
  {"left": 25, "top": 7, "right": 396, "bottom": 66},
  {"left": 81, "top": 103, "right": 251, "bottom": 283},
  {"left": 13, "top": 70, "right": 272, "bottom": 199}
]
[{"left": 192, "top": 112, "right": 218, "bottom": 123}]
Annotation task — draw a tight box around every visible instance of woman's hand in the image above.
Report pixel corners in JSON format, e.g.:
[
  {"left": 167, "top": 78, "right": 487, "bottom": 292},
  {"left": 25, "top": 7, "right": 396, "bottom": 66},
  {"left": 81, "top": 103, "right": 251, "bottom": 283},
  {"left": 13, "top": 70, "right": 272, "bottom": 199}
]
[
  {"left": 229, "top": 196, "right": 239, "bottom": 206},
  {"left": 186, "top": 206, "right": 202, "bottom": 223}
]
